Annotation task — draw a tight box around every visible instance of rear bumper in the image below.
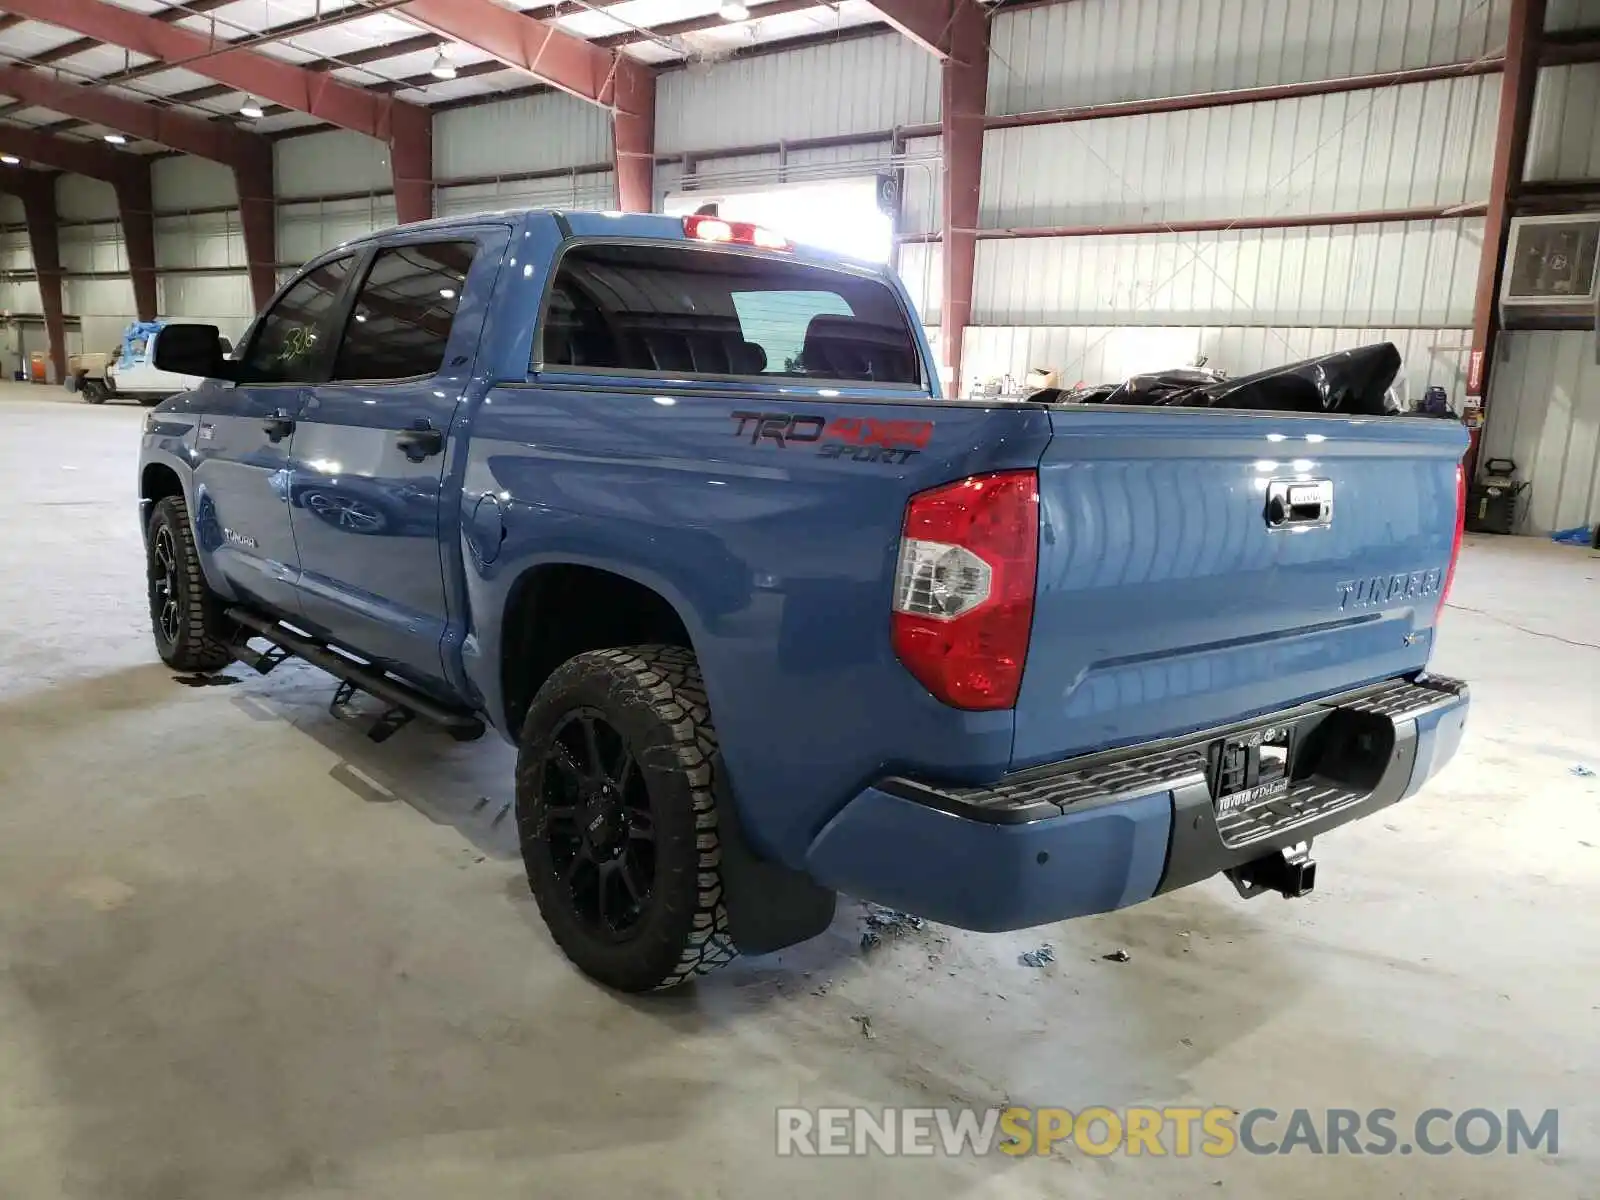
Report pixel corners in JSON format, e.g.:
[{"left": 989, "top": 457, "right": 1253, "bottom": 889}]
[{"left": 804, "top": 675, "right": 1469, "bottom": 932}]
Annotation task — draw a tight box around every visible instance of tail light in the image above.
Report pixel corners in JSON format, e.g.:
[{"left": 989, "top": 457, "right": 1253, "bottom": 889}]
[
  {"left": 891, "top": 471, "right": 1039, "bottom": 710},
  {"left": 1437, "top": 461, "right": 1466, "bottom": 619}
]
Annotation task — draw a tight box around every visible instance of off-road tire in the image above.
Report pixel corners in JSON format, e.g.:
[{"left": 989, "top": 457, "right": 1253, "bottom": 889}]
[
  {"left": 146, "top": 494, "right": 235, "bottom": 673},
  {"left": 80, "top": 378, "right": 107, "bottom": 404},
  {"left": 516, "top": 645, "right": 737, "bottom": 992}
]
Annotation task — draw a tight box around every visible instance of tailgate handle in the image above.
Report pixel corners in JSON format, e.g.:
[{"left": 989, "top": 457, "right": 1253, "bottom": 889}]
[{"left": 1265, "top": 478, "right": 1333, "bottom": 529}]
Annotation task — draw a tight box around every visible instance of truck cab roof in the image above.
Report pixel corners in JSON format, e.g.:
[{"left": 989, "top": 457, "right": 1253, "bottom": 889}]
[{"left": 333, "top": 208, "right": 885, "bottom": 273}]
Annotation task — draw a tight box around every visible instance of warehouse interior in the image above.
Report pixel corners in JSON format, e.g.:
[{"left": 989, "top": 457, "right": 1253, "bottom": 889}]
[{"left": 1, "top": 0, "right": 1598, "bottom": 1196}]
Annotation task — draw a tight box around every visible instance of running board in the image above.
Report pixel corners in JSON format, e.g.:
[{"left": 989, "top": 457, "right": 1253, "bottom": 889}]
[{"left": 225, "top": 607, "right": 486, "bottom": 743}]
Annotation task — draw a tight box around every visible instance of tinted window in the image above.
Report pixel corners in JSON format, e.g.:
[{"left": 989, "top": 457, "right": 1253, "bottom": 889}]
[
  {"left": 240, "top": 256, "right": 356, "bottom": 384},
  {"left": 332, "top": 241, "right": 477, "bottom": 382},
  {"left": 540, "top": 243, "right": 920, "bottom": 385}
]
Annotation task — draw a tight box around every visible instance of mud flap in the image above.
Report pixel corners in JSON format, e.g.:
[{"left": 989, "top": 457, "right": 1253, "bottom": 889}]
[{"left": 715, "top": 764, "right": 836, "bottom": 955}]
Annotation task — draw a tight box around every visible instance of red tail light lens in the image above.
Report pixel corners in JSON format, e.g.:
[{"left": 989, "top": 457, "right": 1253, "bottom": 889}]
[
  {"left": 891, "top": 471, "right": 1040, "bottom": 710},
  {"left": 1438, "top": 461, "right": 1466, "bottom": 619}
]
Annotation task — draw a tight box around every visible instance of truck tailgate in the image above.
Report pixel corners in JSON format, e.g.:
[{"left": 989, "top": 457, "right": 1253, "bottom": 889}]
[{"left": 1012, "top": 406, "right": 1467, "bottom": 770}]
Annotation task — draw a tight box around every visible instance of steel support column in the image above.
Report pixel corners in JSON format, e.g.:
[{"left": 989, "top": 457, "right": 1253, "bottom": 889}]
[
  {"left": 13, "top": 174, "right": 67, "bottom": 383},
  {"left": 940, "top": 0, "right": 986, "bottom": 396},
  {"left": 389, "top": 106, "right": 434, "bottom": 225},
  {"left": 1468, "top": 0, "right": 1545, "bottom": 409},
  {"left": 233, "top": 150, "right": 278, "bottom": 311},
  {"left": 114, "top": 161, "right": 158, "bottom": 321},
  {"left": 613, "top": 68, "right": 655, "bottom": 212}
]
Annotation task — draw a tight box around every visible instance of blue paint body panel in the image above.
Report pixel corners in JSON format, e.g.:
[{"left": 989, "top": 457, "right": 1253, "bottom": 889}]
[
  {"left": 805, "top": 788, "right": 1173, "bottom": 931},
  {"left": 137, "top": 207, "right": 1473, "bottom": 933}
]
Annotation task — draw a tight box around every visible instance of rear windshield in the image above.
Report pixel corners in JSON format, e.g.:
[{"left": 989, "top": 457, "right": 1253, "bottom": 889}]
[{"left": 538, "top": 242, "right": 921, "bottom": 386}]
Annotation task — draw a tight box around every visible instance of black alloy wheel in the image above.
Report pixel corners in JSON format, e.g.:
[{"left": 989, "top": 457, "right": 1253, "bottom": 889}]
[
  {"left": 150, "top": 524, "right": 181, "bottom": 646},
  {"left": 539, "top": 707, "right": 658, "bottom": 940}
]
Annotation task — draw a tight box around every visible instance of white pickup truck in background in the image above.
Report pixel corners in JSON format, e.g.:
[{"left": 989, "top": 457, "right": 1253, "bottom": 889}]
[{"left": 73, "top": 321, "right": 230, "bottom": 405}]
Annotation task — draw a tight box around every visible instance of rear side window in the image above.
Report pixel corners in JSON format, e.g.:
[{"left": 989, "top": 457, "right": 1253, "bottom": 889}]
[
  {"left": 332, "top": 241, "right": 477, "bottom": 382},
  {"left": 539, "top": 243, "right": 920, "bottom": 385}
]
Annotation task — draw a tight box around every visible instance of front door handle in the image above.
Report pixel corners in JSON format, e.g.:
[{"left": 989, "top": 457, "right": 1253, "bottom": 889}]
[
  {"left": 396, "top": 419, "right": 445, "bottom": 462},
  {"left": 262, "top": 410, "right": 295, "bottom": 442}
]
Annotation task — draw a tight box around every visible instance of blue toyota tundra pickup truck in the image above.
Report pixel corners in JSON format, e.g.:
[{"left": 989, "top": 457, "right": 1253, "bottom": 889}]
[{"left": 139, "top": 208, "right": 1470, "bottom": 992}]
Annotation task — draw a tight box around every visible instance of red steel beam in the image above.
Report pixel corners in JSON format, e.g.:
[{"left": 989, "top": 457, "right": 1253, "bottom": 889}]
[
  {"left": 940, "top": 0, "right": 986, "bottom": 394},
  {"left": 397, "top": 0, "right": 656, "bottom": 211},
  {"left": 0, "top": 0, "right": 433, "bottom": 217},
  {"left": 389, "top": 105, "right": 434, "bottom": 224},
  {"left": 869, "top": 0, "right": 967, "bottom": 58},
  {"left": 232, "top": 152, "right": 278, "bottom": 311},
  {"left": 0, "top": 64, "right": 265, "bottom": 167},
  {"left": 114, "top": 159, "right": 158, "bottom": 320},
  {"left": 1468, "top": 0, "right": 1544, "bottom": 408},
  {"left": 4, "top": 8, "right": 429, "bottom": 130},
  {"left": 1540, "top": 26, "right": 1600, "bottom": 64},
  {"left": 1, "top": 170, "right": 67, "bottom": 381},
  {"left": 0, "top": 122, "right": 137, "bottom": 181}
]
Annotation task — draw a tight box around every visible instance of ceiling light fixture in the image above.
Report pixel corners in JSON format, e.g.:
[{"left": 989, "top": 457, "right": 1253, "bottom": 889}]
[
  {"left": 239, "top": 96, "right": 265, "bottom": 119},
  {"left": 718, "top": 0, "right": 750, "bottom": 18},
  {"left": 104, "top": 132, "right": 127, "bottom": 144},
  {"left": 430, "top": 50, "right": 457, "bottom": 80},
  {"left": 0, "top": 155, "right": 19, "bottom": 166}
]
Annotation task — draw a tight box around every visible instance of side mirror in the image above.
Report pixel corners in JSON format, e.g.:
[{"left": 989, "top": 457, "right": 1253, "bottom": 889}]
[{"left": 153, "top": 323, "right": 236, "bottom": 381}]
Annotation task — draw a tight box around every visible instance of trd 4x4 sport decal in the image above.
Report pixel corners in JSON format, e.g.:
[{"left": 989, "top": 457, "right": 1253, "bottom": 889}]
[{"left": 729, "top": 411, "right": 934, "bottom": 465}]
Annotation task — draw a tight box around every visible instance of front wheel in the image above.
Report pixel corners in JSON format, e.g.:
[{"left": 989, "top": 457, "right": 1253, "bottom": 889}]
[
  {"left": 146, "top": 495, "right": 235, "bottom": 672},
  {"left": 516, "top": 646, "right": 737, "bottom": 992}
]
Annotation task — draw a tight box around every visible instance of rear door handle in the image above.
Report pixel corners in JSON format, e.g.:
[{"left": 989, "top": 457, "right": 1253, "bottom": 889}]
[
  {"left": 262, "top": 409, "right": 295, "bottom": 442},
  {"left": 395, "top": 419, "right": 445, "bottom": 462}
]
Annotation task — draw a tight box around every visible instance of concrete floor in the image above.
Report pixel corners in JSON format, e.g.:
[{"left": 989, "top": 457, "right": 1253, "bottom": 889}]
[{"left": 1, "top": 381, "right": 1596, "bottom": 1199}]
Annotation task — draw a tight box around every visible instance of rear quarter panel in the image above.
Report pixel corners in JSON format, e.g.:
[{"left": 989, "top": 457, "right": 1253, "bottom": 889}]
[{"left": 459, "top": 382, "right": 1054, "bottom": 865}]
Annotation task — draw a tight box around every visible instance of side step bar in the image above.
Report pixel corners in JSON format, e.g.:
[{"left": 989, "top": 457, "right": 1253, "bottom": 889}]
[{"left": 226, "top": 607, "right": 486, "bottom": 743}]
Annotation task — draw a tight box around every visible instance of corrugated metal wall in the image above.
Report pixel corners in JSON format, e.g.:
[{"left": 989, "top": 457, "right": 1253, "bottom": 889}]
[
  {"left": 1544, "top": 0, "right": 1595, "bottom": 31},
  {"left": 275, "top": 130, "right": 394, "bottom": 199},
  {"left": 987, "top": 0, "right": 1509, "bottom": 116},
  {"left": 435, "top": 172, "right": 616, "bottom": 217},
  {"left": 1482, "top": 331, "right": 1600, "bottom": 533},
  {"left": 57, "top": 175, "right": 135, "bottom": 320},
  {"left": 434, "top": 92, "right": 612, "bottom": 179},
  {"left": 656, "top": 33, "right": 939, "bottom": 152},
  {"left": 962, "top": 0, "right": 1508, "bottom": 414},
  {"left": 152, "top": 157, "right": 239, "bottom": 209},
  {"left": 973, "top": 219, "right": 1482, "bottom": 326},
  {"left": 277, "top": 195, "right": 399, "bottom": 265},
  {"left": 0, "top": 225, "right": 41, "bottom": 315},
  {"left": 54, "top": 175, "right": 119, "bottom": 222},
  {"left": 0, "top": 191, "right": 36, "bottom": 315},
  {"left": 1524, "top": 62, "right": 1600, "bottom": 181},
  {"left": 964, "top": 323, "right": 1471, "bottom": 403},
  {"left": 981, "top": 76, "right": 1498, "bottom": 228}
]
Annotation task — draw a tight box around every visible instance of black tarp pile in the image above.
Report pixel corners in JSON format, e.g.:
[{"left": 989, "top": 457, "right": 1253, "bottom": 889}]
[{"left": 1031, "top": 343, "right": 1404, "bottom": 416}]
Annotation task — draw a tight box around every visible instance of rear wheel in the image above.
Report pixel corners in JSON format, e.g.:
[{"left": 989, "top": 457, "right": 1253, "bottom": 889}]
[
  {"left": 80, "top": 379, "right": 108, "bottom": 404},
  {"left": 146, "top": 495, "right": 235, "bottom": 673},
  {"left": 516, "top": 645, "right": 736, "bottom": 992}
]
